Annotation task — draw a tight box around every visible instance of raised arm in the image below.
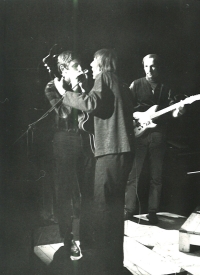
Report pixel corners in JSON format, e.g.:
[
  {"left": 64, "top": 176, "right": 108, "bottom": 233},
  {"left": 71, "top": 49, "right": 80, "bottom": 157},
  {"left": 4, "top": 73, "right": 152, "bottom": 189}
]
[
  {"left": 45, "top": 80, "right": 72, "bottom": 118},
  {"left": 54, "top": 73, "right": 114, "bottom": 116}
]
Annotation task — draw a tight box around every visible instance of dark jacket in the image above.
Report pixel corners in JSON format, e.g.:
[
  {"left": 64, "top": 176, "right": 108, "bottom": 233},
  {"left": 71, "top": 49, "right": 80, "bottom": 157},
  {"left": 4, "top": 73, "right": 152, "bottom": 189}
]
[
  {"left": 62, "top": 72, "right": 135, "bottom": 157},
  {"left": 45, "top": 80, "right": 80, "bottom": 131}
]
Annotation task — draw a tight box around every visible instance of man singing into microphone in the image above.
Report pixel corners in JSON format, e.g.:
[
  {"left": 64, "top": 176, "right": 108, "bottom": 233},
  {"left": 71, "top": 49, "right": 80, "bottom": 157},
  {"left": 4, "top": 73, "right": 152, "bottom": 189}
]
[{"left": 45, "top": 51, "right": 94, "bottom": 260}]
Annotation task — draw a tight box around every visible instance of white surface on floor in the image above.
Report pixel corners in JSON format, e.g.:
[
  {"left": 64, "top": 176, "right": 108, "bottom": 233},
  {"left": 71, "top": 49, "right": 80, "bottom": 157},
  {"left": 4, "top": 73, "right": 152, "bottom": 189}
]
[
  {"left": 34, "top": 213, "right": 199, "bottom": 275},
  {"left": 34, "top": 243, "right": 64, "bottom": 265},
  {"left": 124, "top": 220, "right": 179, "bottom": 247},
  {"left": 124, "top": 236, "right": 182, "bottom": 275},
  {"left": 153, "top": 243, "right": 200, "bottom": 275},
  {"left": 124, "top": 212, "right": 200, "bottom": 275}
]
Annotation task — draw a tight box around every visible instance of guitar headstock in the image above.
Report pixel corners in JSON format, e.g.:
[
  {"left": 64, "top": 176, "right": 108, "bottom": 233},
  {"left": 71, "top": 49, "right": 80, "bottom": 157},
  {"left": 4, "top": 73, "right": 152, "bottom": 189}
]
[
  {"left": 43, "top": 44, "right": 62, "bottom": 79},
  {"left": 184, "top": 94, "right": 200, "bottom": 105}
]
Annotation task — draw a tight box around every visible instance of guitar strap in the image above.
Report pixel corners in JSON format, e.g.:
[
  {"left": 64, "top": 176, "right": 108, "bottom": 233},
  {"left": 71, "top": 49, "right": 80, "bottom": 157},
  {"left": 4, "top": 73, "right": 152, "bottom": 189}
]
[
  {"left": 154, "top": 84, "right": 163, "bottom": 106},
  {"left": 146, "top": 78, "right": 163, "bottom": 106}
]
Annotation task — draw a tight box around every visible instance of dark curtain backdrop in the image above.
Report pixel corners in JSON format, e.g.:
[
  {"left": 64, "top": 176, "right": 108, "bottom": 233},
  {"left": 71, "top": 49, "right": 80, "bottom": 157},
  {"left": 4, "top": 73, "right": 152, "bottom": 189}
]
[
  {"left": 2, "top": 0, "right": 200, "bottom": 226},
  {"left": 2, "top": 0, "right": 200, "bottom": 146},
  {"left": 2, "top": 0, "right": 200, "bottom": 233},
  {"left": 1, "top": 0, "right": 200, "bottom": 273}
]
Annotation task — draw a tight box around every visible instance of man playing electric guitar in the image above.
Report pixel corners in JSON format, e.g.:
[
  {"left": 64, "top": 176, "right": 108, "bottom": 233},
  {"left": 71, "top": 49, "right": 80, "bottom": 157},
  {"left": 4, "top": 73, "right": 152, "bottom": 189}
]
[{"left": 124, "top": 54, "right": 185, "bottom": 224}]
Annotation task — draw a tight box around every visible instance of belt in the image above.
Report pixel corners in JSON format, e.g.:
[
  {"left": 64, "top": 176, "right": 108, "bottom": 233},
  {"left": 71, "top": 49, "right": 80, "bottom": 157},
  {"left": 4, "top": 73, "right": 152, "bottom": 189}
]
[{"left": 59, "top": 128, "right": 79, "bottom": 133}]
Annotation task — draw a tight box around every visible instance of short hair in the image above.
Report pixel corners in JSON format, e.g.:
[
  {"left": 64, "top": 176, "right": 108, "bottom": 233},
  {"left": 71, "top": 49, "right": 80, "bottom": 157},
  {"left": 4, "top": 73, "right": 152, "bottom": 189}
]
[
  {"left": 142, "top": 54, "right": 161, "bottom": 67},
  {"left": 94, "top": 49, "right": 117, "bottom": 73},
  {"left": 57, "top": 51, "right": 80, "bottom": 73}
]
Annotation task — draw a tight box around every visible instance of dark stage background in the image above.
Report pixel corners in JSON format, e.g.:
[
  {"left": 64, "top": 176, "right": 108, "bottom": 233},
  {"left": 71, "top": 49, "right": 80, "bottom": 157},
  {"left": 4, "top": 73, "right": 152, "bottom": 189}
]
[{"left": 1, "top": 0, "right": 200, "bottom": 274}]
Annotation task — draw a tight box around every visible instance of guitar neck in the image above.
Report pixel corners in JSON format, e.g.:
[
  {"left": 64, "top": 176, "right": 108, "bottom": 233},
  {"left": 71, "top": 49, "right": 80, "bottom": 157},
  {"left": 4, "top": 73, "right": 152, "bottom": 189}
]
[{"left": 150, "top": 102, "right": 182, "bottom": 119}]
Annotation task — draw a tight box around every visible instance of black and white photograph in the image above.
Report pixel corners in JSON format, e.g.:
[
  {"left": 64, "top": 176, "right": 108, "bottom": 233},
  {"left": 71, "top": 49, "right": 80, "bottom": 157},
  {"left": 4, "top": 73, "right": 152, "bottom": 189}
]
[{"left": 1, "top": 1, "right": 200, "bottom": 274}]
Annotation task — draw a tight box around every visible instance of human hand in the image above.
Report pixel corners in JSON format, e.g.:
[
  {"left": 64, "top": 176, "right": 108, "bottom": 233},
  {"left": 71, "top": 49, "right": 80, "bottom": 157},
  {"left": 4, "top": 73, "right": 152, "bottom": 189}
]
[
  {"left": 70, "top": 72, "right": 88, "bottom": 94},
  {"left": 54, "top": 77, "right": 66, "bottom": 96},
  {"left": 71, "top": 71, "right": 88, "bottom": 91},
  {"left": 172, "top": 100, "right": 185, "bottom": 117}
]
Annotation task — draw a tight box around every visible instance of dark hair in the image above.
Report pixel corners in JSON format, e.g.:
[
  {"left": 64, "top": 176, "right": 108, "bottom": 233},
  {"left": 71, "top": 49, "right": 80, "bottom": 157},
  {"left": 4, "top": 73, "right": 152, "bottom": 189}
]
[
  {"left": 57, "top": 51, "right": 80, "bottom": 74},
  {"left": 142, "top": 54, "right": 161, "bottom": 67},
  {"left": 94, "top": 49, "right": 117, "bottom": 73}
]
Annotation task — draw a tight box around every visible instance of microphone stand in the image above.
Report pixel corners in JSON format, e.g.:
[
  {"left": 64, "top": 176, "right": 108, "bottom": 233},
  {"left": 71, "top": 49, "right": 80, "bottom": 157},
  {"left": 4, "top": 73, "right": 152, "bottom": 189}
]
[{"left": 13, "top": 79, "right": 83, "bottom": 145}]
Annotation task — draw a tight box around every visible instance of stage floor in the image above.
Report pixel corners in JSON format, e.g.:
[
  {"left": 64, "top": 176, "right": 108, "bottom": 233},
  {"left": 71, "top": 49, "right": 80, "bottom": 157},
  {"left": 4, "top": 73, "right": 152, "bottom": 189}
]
[
  {"left": 34, "top": 212, "right": 200, "bottom": 275},
  {"left": 124, "top": 212, "right": 200, "bottom": 275}
]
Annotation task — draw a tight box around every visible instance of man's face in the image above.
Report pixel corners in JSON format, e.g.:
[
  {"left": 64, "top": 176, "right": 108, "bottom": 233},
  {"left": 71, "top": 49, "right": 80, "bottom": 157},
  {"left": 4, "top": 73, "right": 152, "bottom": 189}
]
[
  {"left": 143, "top": 57, "right": 159, "bottom": 80},
  {"left": 90, "top": 57, "right": 101, "bottom": 79},
  {"left": 62, "top": 59, "right": 82, "bottom": 82}
]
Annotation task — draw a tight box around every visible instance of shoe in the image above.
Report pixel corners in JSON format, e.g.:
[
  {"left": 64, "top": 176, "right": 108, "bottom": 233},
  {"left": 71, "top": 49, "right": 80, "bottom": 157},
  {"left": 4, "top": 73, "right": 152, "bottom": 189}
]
[
  {"left": 124, "top": 209, "right": 134, "bottom": 221},
  {"left": 70, "top": 240, "right": 83, "bottom": 261},
  {"left": 146, "top": 212, "right": 158, "bottom": 225}
]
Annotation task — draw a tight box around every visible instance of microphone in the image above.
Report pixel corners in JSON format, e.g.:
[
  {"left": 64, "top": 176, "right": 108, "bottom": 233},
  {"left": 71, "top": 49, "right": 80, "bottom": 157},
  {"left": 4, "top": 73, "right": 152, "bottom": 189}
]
[
  {"left": 79, "top": 69, "right": 89, "bottom": 76},
  {"left": 76, "top": 69, "right": 89, "bottom": 82},
  {"left": 83, "top": 69, "right": 89, "bottom": 74}
]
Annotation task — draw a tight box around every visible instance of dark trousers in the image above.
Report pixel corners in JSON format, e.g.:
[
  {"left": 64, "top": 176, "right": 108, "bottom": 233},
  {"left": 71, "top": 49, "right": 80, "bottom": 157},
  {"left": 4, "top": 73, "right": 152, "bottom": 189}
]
[
  {"left": 91, "top": 153, "right": 133, "bottom": 275},
  {"left": 53, "top": 130, "right": 91, "bottom": 241},
  {"left": 125, "top": 132, "right": 167, "bottom": 214}
]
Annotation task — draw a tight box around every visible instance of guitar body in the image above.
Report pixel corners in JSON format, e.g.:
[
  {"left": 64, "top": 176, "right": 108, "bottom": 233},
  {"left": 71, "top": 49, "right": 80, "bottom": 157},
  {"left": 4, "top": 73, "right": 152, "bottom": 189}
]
[
  {"left": 133, "top": 93, "right": 200, "bottom": 137},
  {"left": 133, "top": 105, "right": 158, "bottom": 137}
]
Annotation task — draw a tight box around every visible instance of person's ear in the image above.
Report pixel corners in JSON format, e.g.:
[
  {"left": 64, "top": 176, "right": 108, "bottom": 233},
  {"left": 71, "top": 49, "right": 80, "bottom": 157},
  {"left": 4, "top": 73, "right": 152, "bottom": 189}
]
[{"left": 60, "top": 65, "right": 65, "bottom": 73}]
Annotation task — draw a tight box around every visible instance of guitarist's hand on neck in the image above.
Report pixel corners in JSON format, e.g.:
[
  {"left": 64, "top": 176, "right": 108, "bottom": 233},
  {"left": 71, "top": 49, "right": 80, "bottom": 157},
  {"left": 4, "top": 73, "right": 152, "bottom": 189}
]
[{"left": 172, "top": 100, "right": 186, "bottom": 117}]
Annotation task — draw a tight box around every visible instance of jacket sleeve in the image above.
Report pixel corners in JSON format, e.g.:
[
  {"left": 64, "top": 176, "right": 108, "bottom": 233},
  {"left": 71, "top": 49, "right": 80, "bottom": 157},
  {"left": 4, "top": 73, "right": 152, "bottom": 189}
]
[
  {"left": 45, "top": 81, "right": 72, "bottom": 118},
  {"left": 62, "top": 73, "right": 114, "bottom": 114}
]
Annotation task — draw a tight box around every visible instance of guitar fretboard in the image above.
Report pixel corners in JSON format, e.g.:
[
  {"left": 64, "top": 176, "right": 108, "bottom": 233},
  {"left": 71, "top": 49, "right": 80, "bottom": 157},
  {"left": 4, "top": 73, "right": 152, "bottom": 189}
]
[{"left": 150, "top": 102, "right": 182, "bottom": 119}]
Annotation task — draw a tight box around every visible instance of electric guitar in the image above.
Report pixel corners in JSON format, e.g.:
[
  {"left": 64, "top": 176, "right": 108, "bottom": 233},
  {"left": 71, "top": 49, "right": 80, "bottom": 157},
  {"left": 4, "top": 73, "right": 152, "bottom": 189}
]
[{"left": 133, "top": 94, "right": 200, "bottom": 138}]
